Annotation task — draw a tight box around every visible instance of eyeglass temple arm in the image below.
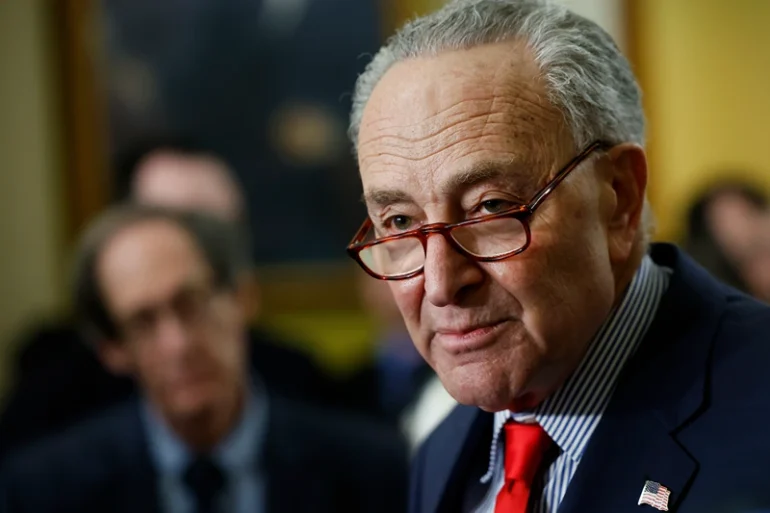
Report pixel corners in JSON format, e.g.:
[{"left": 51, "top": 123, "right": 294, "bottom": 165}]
[{"left": 527, "top": 141, "right": 607, "bottom": 212}]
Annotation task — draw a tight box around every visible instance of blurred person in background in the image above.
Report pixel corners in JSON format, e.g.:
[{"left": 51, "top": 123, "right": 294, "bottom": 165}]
[
  {"left": 346, "top": 1, "right": 770, "bottom": 512},
  {"left": 351, "top": 269, "right": 432, "bottom": 421},
  {"left": 114, "top": 136, "right": 343, "bottom": 402},
  {"left": 351, "top": 268, "right": 457, "bottom": 448},
  {"left": 0, "top": 205, "right": 408, "bottom": 513},
  {"left": 739, "top": 211, "right": 770, "bottom": 303},
  {"left": 0, "top": 136, "right": 350, "bottom": 461},
  {"left": 684, "top": 180, "right": 770, "bottom": 301}
]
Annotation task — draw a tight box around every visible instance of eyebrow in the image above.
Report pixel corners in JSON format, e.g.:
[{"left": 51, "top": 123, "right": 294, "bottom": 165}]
[
  {"left": 445, "top": 159, "right": 545, "bottom": 203},
  {"left": 446, "top": 163, "right": 505, "bottom": 187},
  {"left": 362, "top": 189, "right": 414, "bottom": 208}
]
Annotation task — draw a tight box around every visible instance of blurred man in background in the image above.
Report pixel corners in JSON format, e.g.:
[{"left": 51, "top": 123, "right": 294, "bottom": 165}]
[
  {"left": 118, "top": 136, "right": 246, "bottom": 222},
  {"left": 114, "top": 136, "right": 341, "bottom": 402},
  {"left": 684, "top": 180, "right": 770, "bottom": 302},
  {"left": 0, "top": 137, "right": 346, "bottom": 460},
  {"left": 0, "top": 206, "right": 408, "bottom": 513},
  {"left": 351, "top": 268, "right": 456, "bottom": 447}
]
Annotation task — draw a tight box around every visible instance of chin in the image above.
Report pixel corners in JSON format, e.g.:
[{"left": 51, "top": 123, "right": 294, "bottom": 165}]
[
  {"left": 168, "top": 383, "right": 227, "bottom": 419},
  {"left": 439, "top": 361, "right": 523, "bottom": 413},
  {"left": 169, "top": 396, "right": 215, "bottom": 421}
]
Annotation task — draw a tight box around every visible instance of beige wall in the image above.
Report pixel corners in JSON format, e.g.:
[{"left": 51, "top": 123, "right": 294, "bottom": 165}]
[
  {"left": 557, "top": 0, "right": 626, "bottom": 51},
  {"left": 0, "top": 0, "right": 65, "bottom": 392},
  {"left": 392, "top": 0, "right": 627, "bottom": 47},
  {"left": 635, "top": 0, "right": 770, "bottom": 242}
]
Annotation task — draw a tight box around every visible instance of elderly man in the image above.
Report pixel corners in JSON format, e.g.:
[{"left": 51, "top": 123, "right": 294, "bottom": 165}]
[
  {"left": 0, "top": 206, "right": 408, "bottom": 513},
  {"left": 346, "top": 1, "right": 770, "bottom": 512}
]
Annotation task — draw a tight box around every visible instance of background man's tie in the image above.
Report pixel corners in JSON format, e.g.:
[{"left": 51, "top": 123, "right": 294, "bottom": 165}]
[{"left": 183, "top": 455, "right": 227, "bottom": 513}]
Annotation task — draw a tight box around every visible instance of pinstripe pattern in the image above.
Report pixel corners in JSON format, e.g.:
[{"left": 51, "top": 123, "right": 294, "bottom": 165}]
[{"left": 473, "top": 255, "right": 671, "bottom": 513}]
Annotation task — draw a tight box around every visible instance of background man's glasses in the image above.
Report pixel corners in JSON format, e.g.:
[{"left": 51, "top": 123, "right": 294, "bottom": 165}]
[
  {"left": 347, "top": 141, "right": 609, "bottom": 280},
  {"left": 117, "top": 282, "right": 221, "bottom": 343}
]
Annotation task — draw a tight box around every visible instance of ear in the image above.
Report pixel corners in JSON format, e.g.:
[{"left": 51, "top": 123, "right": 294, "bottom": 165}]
[
  {"left": 96, "top": 339, "right": 134, "bottom": 376},
  {"left": 235, "top": 271, "right": 261, "bottom": 325},
  {"left": 604, "top": 143, "right": 648, "bottom": 263}
]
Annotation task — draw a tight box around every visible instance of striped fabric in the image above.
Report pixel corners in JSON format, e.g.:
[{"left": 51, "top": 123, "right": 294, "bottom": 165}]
[{"left": 473, "top": 255, "right": 671, "bottom": 513}]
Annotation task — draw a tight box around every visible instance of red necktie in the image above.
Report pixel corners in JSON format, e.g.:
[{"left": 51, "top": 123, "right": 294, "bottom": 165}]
[{"left": 493, "top": 422, "right": 552, "bottom": 513}]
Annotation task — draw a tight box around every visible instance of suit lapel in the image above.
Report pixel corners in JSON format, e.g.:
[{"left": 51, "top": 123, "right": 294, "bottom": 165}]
[
  {"left": 558, "top": 246, "right": 726, "bottom": 513},
  {"left": 106, "top": 399, "right": 162, "bottom": 513},
  {"left": 262, "top": 396, "right": 336, "bottom": 513},
  {"left": 418, "top": 405, "right": 492, "bottom": 513}
]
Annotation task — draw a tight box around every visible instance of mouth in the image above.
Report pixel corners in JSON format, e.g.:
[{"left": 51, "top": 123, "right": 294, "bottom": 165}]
[
  {"left": 172, "top": 368, "right": 219, "bottom": 387},
  {"left": 433, "top": 320, "right": 511, "bottom": 355}
]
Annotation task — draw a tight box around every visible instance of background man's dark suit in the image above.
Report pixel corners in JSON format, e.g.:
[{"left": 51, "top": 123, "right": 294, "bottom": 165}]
[
  {"left": 410, "top": 244, "right": 770, "bottom": 513},
  {"left": 0, "top": 327, "right": 340, "bottom": 461},
  {"left": 0, "top": 393, "right": 408, "bottom": 513}
]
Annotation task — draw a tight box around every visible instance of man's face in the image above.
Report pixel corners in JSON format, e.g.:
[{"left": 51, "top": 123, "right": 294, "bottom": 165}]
[
  {"left": 97, "top": 219, "right": 247, "bottom": 421},
  {"left": 133, "top": 150, "right": 243, "bottom": 221},
  {"left": 357, "top": 41, "right": 644, "bottom": 412}
]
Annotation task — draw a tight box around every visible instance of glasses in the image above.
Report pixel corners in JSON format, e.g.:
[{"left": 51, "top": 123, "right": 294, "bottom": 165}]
[
  {"left": 347, "top": 140, "right": 609, "bottom": 280},
  {"left": 116, "top": 282, "right": 221, "bottom": 343}
]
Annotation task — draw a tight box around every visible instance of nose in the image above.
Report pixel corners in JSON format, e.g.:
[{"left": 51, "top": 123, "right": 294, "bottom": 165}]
[
  {"left": 155, "top": 313, "right": 193, "bottom": 354},
  {"left": 422, "top": 232, "right": 484, "bottom": 307}
]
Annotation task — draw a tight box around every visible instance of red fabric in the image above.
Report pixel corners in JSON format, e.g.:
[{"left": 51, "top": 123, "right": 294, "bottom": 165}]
[{"left": 494, "top": 422, "right": 552, "bottom": 513}]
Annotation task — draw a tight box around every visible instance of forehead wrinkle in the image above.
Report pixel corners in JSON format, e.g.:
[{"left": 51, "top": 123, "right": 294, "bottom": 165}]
[
  {"left": 360, "top": 95, "right": 557, "bottom": 169},
  {"left": 360, "top": 118, "right": 515, "bottom": 168},
  {"left": 359, "top": 107, "right": 502, "bottom": 166},
  {"left": 361, "top": 94, "right": 499, "bottom": 135},
  {"left": 440, "top": 160, "right": 538, "bottom": 196}
]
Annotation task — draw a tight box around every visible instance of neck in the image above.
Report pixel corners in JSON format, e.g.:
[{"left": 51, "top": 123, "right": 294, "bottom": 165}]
[
  {"left": 613, "top": 244, "right": 646, "bottom": 302},
  {"left": 165, "top": 385, "right": 246, "bottom": 453}
]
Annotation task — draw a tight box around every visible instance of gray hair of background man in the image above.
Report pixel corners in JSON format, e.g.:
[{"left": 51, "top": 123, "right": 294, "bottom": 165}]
[
  {"left": 348, "top": 0, "right": 653, "bottom": 235},
  {"left": 73, "top": 204, "right": 252, "bottom": 342}
]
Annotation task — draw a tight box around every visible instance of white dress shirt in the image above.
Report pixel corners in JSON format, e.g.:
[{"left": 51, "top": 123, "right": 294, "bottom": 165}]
[{"left": 473, "top": 255, "right": 671, "bottom": 513}]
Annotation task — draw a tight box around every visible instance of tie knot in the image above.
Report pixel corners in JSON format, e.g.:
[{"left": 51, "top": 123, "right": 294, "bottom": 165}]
[
  {"left": 182, "top": 455, "right": 227, "bottom": 512},
  {"left": 502, "top": 422, "right": 552, "bottom": 485}
]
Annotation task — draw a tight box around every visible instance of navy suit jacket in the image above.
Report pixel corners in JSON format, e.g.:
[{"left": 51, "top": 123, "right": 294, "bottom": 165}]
[
  {"left": 410, "top": 244, "right": 770, "bottom": 513},
  {"left": 0, "top": 394, "right": 408, "bottom": 513}
]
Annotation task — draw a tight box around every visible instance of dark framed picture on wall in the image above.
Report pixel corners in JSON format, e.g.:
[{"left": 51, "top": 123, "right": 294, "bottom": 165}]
[{"left": 101, "top": 0, "right": 382, "bottom": 265}]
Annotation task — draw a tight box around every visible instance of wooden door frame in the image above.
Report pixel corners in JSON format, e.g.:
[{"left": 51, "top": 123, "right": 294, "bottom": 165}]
[{"left": 50, "top": 0, "right": 110, "bottom": 246}]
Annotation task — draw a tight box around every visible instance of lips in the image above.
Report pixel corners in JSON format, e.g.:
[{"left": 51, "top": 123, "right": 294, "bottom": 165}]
[
  {"left": 433, "top": 319, "right": 511, "bottom": 354},
  {"left": 435, "top": 318, "right": 508, "bottom": 335}
]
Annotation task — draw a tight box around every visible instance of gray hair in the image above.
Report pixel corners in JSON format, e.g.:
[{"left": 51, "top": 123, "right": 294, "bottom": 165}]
[
  {"left": 349, "top": 0, "right": 644, "bottom": 152},
  {"left": 73, "top": 204, "right": 251, "bottom": 341}
]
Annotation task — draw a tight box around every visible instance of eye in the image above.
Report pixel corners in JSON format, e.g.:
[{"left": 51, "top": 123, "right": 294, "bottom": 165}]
[
  {"left": 174, "top": 288, "right": 210, "bottom": 321},
  {"left": 382, "top": 215, "right": 413, "bottom": 233},
  {"left": 123, "top": 311, "right": 155, "bottom": 339},
  {"left": 479, "top": 199, "right": 515, "bottom": 215}
]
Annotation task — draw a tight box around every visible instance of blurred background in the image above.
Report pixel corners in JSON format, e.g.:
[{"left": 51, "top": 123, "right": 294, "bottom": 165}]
[{"left": 1, "top": 0, "right": 770, "bottom": 437}]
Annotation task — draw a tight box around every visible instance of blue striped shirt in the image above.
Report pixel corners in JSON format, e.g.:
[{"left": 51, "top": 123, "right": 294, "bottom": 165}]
[
  {"left": 143, "top": 386, "right": 268, "bottom": 513},
  {"left": 473, "top": 255, "right": 670, "bottom": 513}
]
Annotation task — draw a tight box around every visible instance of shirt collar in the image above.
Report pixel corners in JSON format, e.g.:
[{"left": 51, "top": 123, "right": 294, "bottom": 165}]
[
  {"left": 142, "top": 382, "right": 267, "bottom": 476},
  {"left": 480, "top": 255, "right": 670, "bottom": 482}
]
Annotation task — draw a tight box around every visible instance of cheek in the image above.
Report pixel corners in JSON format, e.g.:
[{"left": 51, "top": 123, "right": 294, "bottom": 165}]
[
  {"left": 131, "top": 346, "right": 168, "bottom": 389},
  {"left": 390, "top": 278, "right": 424, "bottom": 338},
  {"left": 486, "top": 223, "right": 611, "bottom": 331},
  {"left": 487, "top": 233, "right": 558, "bottom": 294},
  {"left": 207, "top": 313, "right": 246, "bottom": 366}
]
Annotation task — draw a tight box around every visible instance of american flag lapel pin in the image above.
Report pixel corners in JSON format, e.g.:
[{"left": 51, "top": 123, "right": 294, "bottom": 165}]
[{"left": 638, "top": 480, "right": 671, "bottom": 511}]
